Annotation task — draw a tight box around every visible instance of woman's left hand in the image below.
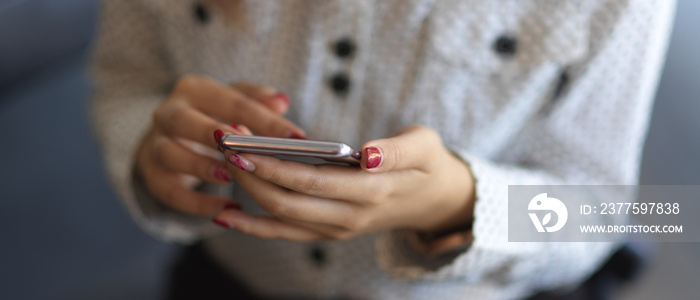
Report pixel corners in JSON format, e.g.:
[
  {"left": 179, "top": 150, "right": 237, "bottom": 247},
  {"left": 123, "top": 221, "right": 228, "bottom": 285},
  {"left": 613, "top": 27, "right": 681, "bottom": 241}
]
[{"left": 214, "top": 125, "right": 476, "bottom": 241}]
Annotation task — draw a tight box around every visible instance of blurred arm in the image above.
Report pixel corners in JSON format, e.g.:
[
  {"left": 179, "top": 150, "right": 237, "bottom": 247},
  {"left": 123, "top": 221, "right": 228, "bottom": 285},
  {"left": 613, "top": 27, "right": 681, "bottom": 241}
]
[{"left": 376, "top": 0, "right": 675, "bottom": 293}]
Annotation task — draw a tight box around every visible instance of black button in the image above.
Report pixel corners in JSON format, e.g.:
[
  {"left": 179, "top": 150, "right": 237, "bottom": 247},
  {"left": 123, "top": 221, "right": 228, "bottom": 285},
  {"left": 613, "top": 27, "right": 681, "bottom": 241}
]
[
  {"left": 493, "top": 35, "right": 517, "bottom": 57},
  {"left": 193, "top": 3, "right": 210, "bottom": 24},
  {"left": 334, "top": 37, "right": 356, "bottom": 59},
  {"left": 309, "top": 245, "right": 326, "bottom": 267},
  {"left": 329, "top": 73, "right": 351, "bottom": 95},
  {"left": 552, "top": 70, "right": 569, "bottom": 99}
]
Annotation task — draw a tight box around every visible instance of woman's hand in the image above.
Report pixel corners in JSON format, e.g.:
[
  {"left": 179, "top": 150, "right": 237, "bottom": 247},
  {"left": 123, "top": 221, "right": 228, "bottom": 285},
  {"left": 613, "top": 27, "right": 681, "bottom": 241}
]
[
  {"left": 135, "top": 75, "right": 306, "bottom": 218},
  {"left": 214, "top": 125, "right": 476, "bottom": 241}
]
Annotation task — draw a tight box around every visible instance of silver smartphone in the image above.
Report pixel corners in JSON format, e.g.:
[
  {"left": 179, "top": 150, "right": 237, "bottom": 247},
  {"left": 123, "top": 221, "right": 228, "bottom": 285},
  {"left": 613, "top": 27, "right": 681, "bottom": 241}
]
[{"left": 220, "top": 135, "right": 362, "bottom": 164}]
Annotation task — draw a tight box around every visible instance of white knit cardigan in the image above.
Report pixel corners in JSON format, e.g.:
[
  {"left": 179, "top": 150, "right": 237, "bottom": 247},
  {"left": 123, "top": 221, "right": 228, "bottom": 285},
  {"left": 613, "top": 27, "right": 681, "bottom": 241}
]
[{"left": 90, "top": 0, "right": 674, "bottom": 299}]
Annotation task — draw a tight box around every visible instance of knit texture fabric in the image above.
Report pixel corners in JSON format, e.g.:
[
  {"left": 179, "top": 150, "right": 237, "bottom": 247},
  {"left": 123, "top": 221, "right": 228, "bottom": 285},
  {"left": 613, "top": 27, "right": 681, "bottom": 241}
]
[{"left": 90, "top": 0, "right": 675, "bottom": 299}]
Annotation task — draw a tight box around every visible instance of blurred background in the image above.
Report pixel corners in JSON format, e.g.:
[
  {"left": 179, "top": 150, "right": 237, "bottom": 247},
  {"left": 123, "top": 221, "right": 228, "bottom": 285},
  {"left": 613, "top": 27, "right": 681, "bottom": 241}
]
[{"left": 0, "top": 0, "right": 698, "bottom": 299}]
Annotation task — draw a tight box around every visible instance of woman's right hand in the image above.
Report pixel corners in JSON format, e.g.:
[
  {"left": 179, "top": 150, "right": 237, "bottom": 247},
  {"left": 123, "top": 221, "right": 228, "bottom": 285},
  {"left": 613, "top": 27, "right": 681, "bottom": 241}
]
[{"left": 135, "top": 75, "right": 305, "bottom": 217}]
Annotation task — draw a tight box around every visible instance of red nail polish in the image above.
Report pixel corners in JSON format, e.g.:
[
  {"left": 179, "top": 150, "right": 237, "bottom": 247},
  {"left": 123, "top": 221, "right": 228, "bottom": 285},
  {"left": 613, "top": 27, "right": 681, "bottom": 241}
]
[
  {"left": 228, "top": 154, "right": 242, "bottom": 170},
  {"left": 224, "top": 203, "right": 242, "bottom": 210},
  {"left": 227, "top": 154, "right": 255, "bottom": 171},
  {"left": 230, "top": 123, "right": 239, "bottom": 130},
  {"left": 213, "top": 165, "right": 232, "bottom": 182},
  {"left": 214, "top": 129, "right": 225, "bottom": 143},
  {"left": 365, "top": 147, "right": 382, "bottom": 169},
  {"left": 276, "top": 93, "right": 290, "bottom": 105},
  {"left": 290, "top": 133, "right": 307, "bottom": 140},
  {"left": 213, "top": 218, "right": 231, "bottom": 228}
]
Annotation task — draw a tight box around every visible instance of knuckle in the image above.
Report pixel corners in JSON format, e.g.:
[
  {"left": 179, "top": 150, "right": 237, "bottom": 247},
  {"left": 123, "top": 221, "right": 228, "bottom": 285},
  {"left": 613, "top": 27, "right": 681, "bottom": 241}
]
[
  {"left": 418, "top": 127, "right": 443, "bottom": 155},
  {"left": 175, "top": 75, "right": 202, "bottom": 92},
  {"left": 259, "top": 164, "right": 283, "bottom": 182},
  {"left": 342, "top": 216, "right": 367, "bottom": 231},
  {"left": 265, "top": 199, "right": 289, "bottom": 217},
  {"left": 235, "top": 219, "right": 254, "bottom": 235},
  {"left": 374, "top": 179, "right": 393, "bottom": 200},
  {"left": 425, "top": 127, "right": 441, "bottom": 142},
  {"left": 364, "top": 193, "right": 384, "bottom": 206},
  {"left": 155, "top": 104, "right": 186, "bottom": 135},
  {"left": 167, "top": 105, "right": 188, "bottom": 129},
  {"left": 152, "top": 104, "right": 166, "bottom": 126},
  {"left": 152, "top": 138, "right": 168, "bottom": 165},
  {"left": 153, "top": 105, "right": 175, "bottom": 134},
  {"left": 299, "top": 173, "right": 327, "bottom": 195},
  {"left": 366, "top": 182, "right": 392, "bottom": 204},
  {"left": 425, "top": 129, "right": 442, "bottom": 149},
  {"left": 414, "top": 124, "right": 431, "bottom": 134}
]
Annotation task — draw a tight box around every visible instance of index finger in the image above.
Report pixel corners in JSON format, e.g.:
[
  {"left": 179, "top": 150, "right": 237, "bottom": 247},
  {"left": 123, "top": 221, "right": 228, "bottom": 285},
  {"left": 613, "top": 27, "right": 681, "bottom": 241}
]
[
  {"left": 180, "top": 76, "right": 305, "bottom": 138},
  {"left": 231, "top": 153, "right": 396, "bottom": 204},
  {"left": 231, "top": 82, "right": 290, "bottom": 115}
]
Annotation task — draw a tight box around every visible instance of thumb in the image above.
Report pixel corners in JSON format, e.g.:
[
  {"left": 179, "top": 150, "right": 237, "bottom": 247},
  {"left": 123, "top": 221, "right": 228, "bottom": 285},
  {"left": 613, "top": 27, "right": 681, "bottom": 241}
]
[{"left": 361, "top": 125, "right": 442, "bottom": 173}]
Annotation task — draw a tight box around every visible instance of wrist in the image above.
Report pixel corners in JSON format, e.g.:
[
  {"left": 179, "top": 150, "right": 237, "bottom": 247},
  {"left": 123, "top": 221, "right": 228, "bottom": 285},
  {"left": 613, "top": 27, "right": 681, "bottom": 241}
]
[
  {"left": 420, "top": 149, "right": 476, "bottom": 234},
  {"left": 404, "top": 150, "right": 476, "bottom": 256}
]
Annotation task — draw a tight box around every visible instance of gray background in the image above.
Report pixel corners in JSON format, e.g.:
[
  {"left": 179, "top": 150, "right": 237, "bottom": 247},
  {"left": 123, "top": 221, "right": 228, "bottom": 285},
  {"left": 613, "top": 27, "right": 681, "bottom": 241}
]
[
  {"left": 621, "top": 0, "right": 700, "bottom": 298},
  {"left": 0, "top": 0, "right": 698, "bottom": 299}
]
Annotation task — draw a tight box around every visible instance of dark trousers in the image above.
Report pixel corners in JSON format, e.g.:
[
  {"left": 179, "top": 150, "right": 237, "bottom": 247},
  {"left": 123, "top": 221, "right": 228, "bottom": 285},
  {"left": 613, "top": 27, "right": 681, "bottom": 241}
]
[
  {"left": 165, "top": 244, "right": 645, "bottom": 300},
  {"left": 165, "top": 243, "right": 259, "bottom": 300}
]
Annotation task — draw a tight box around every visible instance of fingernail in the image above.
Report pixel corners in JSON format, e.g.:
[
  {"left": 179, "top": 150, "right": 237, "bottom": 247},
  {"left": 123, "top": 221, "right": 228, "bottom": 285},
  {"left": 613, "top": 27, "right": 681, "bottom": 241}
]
[
  {"left": 290, "top": 133, "right": 307, "bottom": 140},
  {"left": 213, "top": 218, "right": 232, "bottom": 228},
  {"left": 214, "top": 129, "right": 225, "bottom": 143},
  {"left": 224, "top": 203, "right": 242, "bottom": 210},
  {"left": 212, "top": 165, "right": 232, "bottom": 182},
  {"left": 276, "top": 93, "right": 290, "bottom": 105},
  {"left": 365, "top": 147, "right": 382, "bottom": 169},
  {"left": 227, "top": 154, "right": 256, "bottom": 172},
  {"left": 232, "top": 124, "right": 252, "bottom": 136}
]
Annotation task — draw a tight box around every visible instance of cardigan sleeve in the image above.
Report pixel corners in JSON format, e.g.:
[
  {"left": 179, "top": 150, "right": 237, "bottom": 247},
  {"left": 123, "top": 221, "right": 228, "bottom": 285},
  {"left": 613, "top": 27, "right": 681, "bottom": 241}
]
[
  {"left": 375, "top": 0, "right": 675, "bottom": 291},
  {"left": 90, "top": 0, "right": 223, "bottom": 244}
]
